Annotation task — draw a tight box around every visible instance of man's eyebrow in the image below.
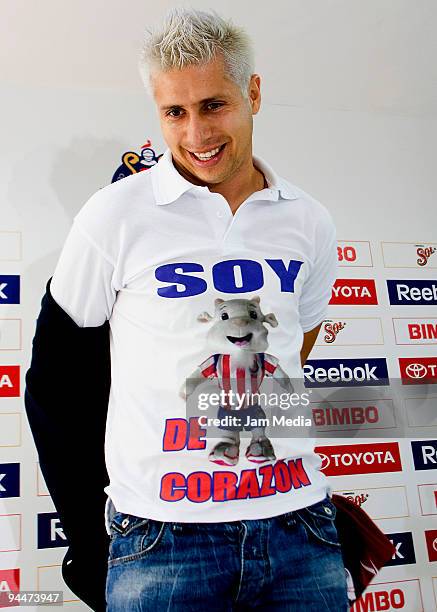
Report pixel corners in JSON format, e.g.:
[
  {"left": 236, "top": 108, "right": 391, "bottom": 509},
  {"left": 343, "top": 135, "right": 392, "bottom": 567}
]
[{"left": 159, "top": 96, "right": 226, "bottom": 111}]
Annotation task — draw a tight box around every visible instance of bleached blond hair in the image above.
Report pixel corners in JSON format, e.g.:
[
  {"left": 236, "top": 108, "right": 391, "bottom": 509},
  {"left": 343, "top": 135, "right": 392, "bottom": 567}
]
[{"left": 138, "top": 7, "right": 255, "bottom": 98}]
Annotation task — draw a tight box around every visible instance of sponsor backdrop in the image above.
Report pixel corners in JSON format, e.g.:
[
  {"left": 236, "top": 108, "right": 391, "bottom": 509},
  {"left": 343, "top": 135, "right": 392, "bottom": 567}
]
[{"left": 1, "top": 1, "right": 436, "bottom": 610}]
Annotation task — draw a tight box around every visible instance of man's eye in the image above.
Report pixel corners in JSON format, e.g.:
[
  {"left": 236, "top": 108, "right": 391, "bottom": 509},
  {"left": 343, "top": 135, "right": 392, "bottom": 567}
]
[
  {"left": 206, "top": 102, "right": 223, "bottom": 111},
  {"left": 167, "top": 108, "right": 183, "bottom": 118}
]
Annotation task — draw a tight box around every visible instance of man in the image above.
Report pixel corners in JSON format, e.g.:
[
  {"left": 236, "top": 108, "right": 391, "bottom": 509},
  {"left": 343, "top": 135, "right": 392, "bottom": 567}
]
[{"left": 27, "top": 8, "right": 348, "bottom": 611}]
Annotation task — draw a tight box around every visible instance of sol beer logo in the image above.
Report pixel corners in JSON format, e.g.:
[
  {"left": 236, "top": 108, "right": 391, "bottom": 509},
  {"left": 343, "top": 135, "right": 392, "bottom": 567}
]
[
  {"left": 341, "top": 491, "right": 369, "bottom": 507},
  {"left": 322, "top": 320, "right": 346, "bottom": 343},
  {"left": 317, "top": 318, "right": 383, "bottom": 347},
  {"left": 382, "top": 241, "right": 437, "bottom": 269},
  {"left": 335, "top": 486, "right": 409, "bottom": 520},
  {"left": 330, "top": 279, "right": 378, "bottom": 305},
  {"left": 314, "top": 442, "right": 402, "bottom": 476},
  {"left": 399, "top": 357, "right": 437, "bottom": 384},
  {"left": 417, "top": 245, "right": 437, "bottom": 267}
]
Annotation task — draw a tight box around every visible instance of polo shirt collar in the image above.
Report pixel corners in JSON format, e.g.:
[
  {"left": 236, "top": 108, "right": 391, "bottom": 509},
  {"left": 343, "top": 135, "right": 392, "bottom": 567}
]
[{"left": 152, "top": 148, "right": 299, "bottom": 205}]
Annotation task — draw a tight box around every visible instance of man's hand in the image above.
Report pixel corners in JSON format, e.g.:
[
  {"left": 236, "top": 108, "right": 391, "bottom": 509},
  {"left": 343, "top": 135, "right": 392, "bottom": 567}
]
[{"left": 300, "top": 323, "right": 322, "bottom": 367}]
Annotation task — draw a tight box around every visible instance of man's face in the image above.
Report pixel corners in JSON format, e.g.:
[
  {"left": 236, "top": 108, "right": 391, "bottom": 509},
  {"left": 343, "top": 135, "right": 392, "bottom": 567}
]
[{"left": 151, "top": 55, "right": 261, "bottom": 187}]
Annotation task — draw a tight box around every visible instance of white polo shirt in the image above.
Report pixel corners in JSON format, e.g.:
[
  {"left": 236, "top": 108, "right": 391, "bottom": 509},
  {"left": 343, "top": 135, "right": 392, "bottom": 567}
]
[{"left": 50, "top": 147, "right": 337, "bottom": 527}]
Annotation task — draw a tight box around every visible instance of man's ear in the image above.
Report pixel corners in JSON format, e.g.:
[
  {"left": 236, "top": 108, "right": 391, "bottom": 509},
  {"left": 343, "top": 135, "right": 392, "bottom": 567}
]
[
  {"left": 264, "top": 313, "right": 278, "bottom": 328},
  {"left": 249, "top": 74, "right": 261, "bottom": 115}
]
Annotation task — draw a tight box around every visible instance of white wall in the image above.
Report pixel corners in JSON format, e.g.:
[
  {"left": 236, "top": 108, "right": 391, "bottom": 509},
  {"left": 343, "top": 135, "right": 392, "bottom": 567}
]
[{"left": 1, "top": 1, "right": 436, "bottom": 609}]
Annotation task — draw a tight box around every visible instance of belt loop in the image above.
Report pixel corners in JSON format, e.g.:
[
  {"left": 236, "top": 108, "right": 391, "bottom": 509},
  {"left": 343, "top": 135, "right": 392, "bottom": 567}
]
[{"left": 105, "top": 496, "right": 117, "bottom": 535}]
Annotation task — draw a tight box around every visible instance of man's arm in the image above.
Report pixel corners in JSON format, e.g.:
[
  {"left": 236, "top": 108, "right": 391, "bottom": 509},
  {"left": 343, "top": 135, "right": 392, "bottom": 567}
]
[
  {"left": 300, "top": 322, "right": 322, "bottom": 367},
  {"left": 25, "top": 209, "right": 118, "bottom": 611},
  {"left": 298, "top": 206, "right": 337, "bottom": 367},
  {"left": 25, "top": 277, "right": 111, "bottom": 612}
]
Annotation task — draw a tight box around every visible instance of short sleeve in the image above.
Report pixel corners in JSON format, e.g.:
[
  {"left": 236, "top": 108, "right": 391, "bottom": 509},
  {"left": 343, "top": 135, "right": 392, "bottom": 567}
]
[
  {"left": 299, "top": 210, "right": 337, "bottom": 333},
  {"left": 198, "top": 355, "right": 218, "bottom": 378},
  {"left": 50, "top": 221, "right": 118, "bottom": 328},
  {"left": 263, "top": 353, "right": 279, "bottom": 375}
]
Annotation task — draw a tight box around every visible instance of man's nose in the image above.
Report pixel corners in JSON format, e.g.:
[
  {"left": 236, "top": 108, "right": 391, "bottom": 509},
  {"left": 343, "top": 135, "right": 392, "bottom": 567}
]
[{"left": 185, "top": 114, "right": 214, "bottom": 148}]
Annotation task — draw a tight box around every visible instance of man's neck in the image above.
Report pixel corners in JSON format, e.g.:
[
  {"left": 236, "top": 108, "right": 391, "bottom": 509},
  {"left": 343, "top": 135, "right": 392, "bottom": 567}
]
[
  {"left": 209, "top": 160, "right": 266, "bottom": 215},
  {"left": 172, "top": 153, "right": 267, "bottom": 216}
]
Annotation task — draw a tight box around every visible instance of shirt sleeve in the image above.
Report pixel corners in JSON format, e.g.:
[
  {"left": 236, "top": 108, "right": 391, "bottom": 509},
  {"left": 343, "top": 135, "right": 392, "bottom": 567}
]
[
  {"left": 50, "top": 221, "right": 118, "bottom": 328},
  {"left": 299, "top": 210, "right": 338, "bottom": 333},
  {"left": 263, "top": 353, "right": 279, "bottom": 376},
  {"left": 198, "top": 355, "right": 218, "bottom": 378}
]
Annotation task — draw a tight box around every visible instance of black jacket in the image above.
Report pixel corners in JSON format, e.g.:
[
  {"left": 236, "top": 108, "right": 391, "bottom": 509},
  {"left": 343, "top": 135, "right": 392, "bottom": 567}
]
[{"left": 24, "top": 278, "right": 111, "bottom": 611}]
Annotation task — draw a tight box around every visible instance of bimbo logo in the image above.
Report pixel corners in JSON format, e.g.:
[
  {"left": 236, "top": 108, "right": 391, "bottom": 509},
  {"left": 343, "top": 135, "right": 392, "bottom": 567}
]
[
  {"left": 387, "top": 280, "right": 437, "bottom": 305},
  {"left": 408, "top": 322, "right": 437, "bottom": 340},
  {"left": 351, "top": 579, "right": 423, "bottom": 612},
  {"left": 392, "top": 319, "right": 437, "bottom": 345},
  {"left": 337, "top": 241, "right": 373, "bottom": 267},
  {"left": 304, "top": 358, "right": 389, "bottom": 387},
  {"left": 330, "top": 279, "right": 378, "bottom": 305}
]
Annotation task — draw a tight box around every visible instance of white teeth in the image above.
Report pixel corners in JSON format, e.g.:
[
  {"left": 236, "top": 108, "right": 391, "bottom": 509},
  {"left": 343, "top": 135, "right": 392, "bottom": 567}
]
[{"left": 192, "top": 146, "right": 221, "bottom": 159}]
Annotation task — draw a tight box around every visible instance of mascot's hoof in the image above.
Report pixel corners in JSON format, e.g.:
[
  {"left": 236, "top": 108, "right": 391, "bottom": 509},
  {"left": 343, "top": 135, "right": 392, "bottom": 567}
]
[
  {"left": 245, "top": 437, "right": 276, "bottom": 463},
  {"left": 209, "top": 441, "right": 240, "bottom": 466}
]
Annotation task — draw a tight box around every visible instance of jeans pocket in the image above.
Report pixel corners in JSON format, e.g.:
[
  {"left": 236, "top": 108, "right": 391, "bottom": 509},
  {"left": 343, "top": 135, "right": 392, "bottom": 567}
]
[
  {"left": 295, "top": 496, "right": 341, "bottom": 549},
  {"left": 108, "top": 513, "right": 167, "bottom": 567}
]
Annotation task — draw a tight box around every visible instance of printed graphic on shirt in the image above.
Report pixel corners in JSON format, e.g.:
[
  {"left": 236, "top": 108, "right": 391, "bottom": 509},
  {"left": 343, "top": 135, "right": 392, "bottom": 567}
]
[
  {"left": 179, "top": 296, "right": 294, "bottom": 468},
  {"left": 154, "top": 258, "right": 304, "bottom": 297}
]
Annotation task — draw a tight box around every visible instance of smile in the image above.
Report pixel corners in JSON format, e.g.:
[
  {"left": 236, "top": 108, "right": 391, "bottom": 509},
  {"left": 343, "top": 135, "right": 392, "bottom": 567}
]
[
  {"left": 187, "top": 143, "right": 226, "bottom": 166},
  {"left": 226, "top": 333, "right": 253, "bottom": 346}
]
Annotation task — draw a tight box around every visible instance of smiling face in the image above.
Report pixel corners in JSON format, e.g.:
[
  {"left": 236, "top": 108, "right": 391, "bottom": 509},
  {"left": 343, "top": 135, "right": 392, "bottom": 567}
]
[
  {"left": 205, "top": 298, "right": 270, "bottom": 357},
  {"left": 151, "top": 55, "right": 261, "bottom": 188}
]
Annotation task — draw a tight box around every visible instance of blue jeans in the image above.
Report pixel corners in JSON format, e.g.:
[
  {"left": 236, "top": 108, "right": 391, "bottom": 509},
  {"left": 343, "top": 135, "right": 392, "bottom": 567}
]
[{"left": 105, "top": 495, "right": 349, "bottom": 611}]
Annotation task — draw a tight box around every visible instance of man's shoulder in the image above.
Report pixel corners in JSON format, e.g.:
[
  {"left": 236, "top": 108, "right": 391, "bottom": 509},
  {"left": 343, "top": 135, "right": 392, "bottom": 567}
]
[
  {"left": 282, "top": 177, "right": 331, "bottom": 216},
  {"left": 278, "top": 177, "right": 336, "bottom": 238},
  {"left": 75, "top": 168, "right": 156, "bottom": 227},
  {"left": 72, "top": 168, "right": 158, "bottom": 242}
]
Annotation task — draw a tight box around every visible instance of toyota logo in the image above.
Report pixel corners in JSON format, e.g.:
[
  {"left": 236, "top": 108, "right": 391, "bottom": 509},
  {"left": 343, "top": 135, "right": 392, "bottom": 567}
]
[
  {"left": 406, "top": 363, "right": 428, "bottom": 379},
  {"left": 318, "top": 453, "right": 330, "bottom": 470}
]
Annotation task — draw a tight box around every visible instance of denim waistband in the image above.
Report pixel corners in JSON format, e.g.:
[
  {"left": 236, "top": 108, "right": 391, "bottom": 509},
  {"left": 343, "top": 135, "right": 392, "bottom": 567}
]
[{"left": 104, "top": 494, "right": 332, "bottom": 536}]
